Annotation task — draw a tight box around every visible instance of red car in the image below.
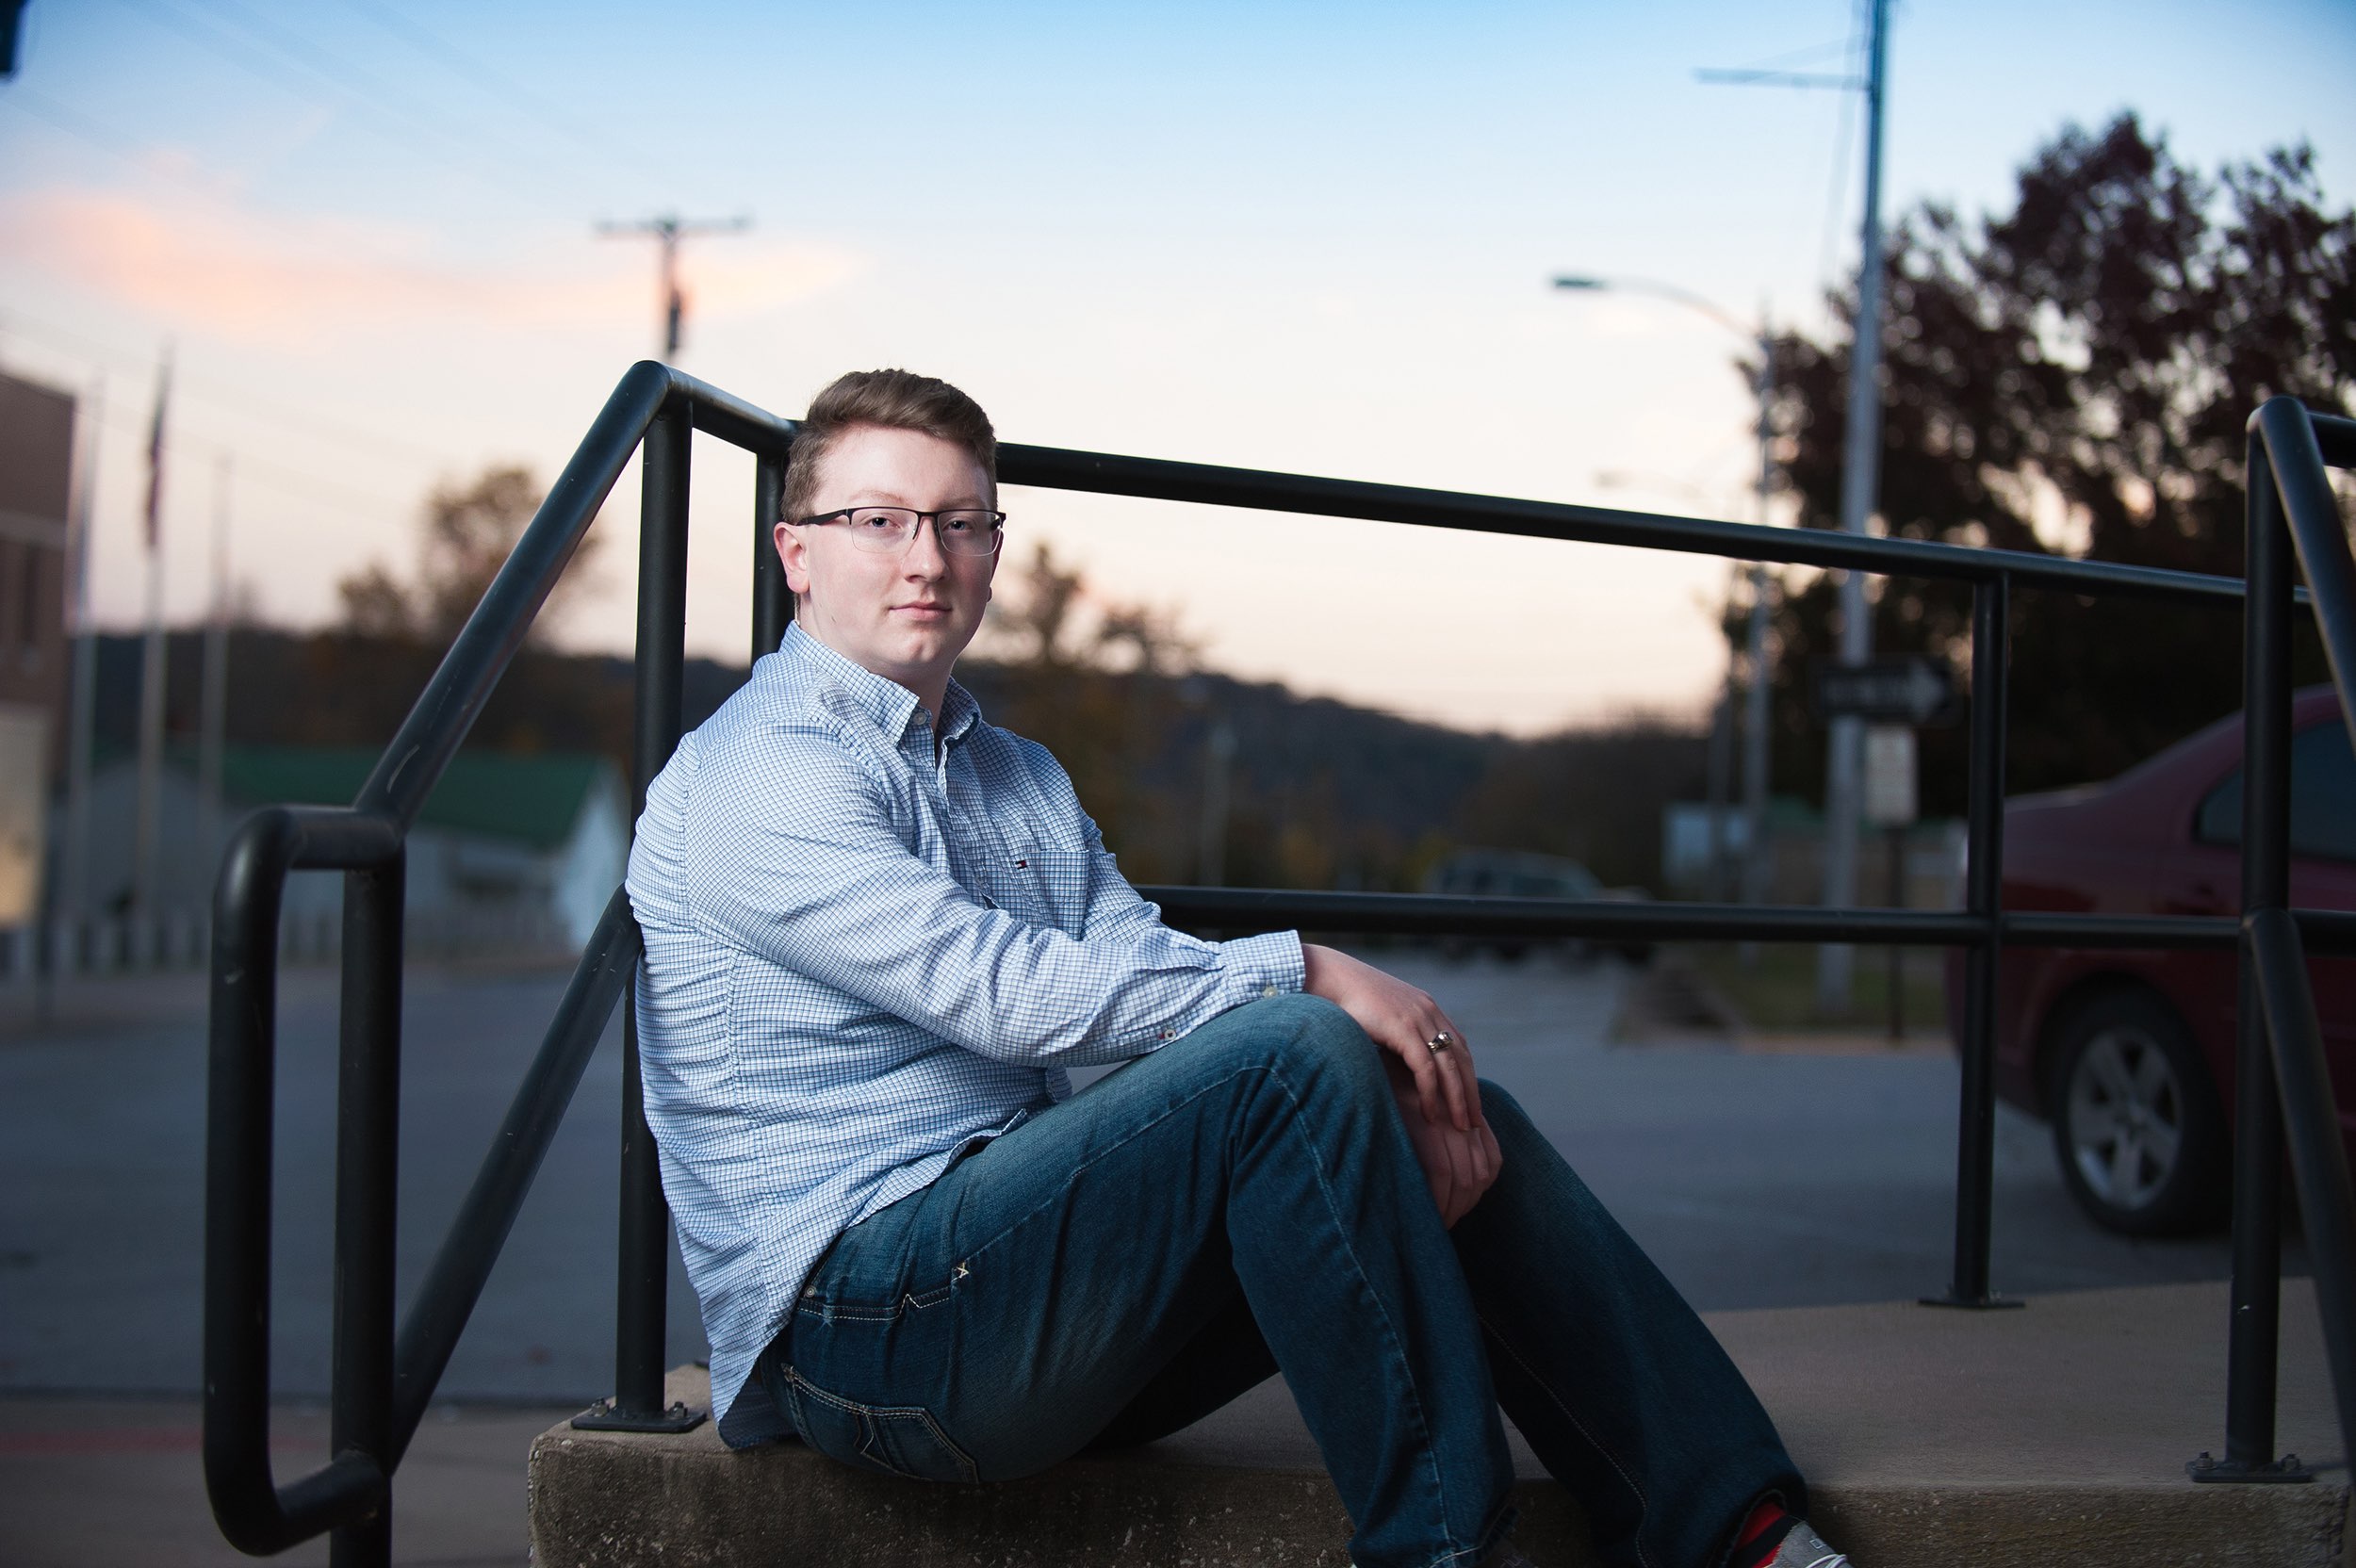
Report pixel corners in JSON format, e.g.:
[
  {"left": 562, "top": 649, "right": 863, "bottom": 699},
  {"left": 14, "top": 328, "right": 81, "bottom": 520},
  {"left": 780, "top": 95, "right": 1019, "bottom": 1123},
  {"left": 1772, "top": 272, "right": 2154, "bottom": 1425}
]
[{"left": 1969, "top": 686, "right": 2356, "bottom": 1235}]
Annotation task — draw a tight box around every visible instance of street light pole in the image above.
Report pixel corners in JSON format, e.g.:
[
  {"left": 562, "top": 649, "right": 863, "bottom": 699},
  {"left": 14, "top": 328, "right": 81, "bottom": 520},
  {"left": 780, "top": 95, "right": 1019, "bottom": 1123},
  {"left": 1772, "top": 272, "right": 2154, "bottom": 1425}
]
[
  {"left": 1552, "top": 277, "right": 1778, "bottom": 915},
  {"left": 1741, "top": 318, "right": 1776, "bottom": 926}
]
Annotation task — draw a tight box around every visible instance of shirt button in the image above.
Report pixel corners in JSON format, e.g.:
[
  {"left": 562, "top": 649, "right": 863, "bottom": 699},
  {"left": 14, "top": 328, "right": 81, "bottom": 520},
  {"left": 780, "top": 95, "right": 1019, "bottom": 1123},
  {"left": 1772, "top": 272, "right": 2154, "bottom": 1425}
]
[{"left": 1159, "top": 1031, "right": 1173, "bottom": 1041}]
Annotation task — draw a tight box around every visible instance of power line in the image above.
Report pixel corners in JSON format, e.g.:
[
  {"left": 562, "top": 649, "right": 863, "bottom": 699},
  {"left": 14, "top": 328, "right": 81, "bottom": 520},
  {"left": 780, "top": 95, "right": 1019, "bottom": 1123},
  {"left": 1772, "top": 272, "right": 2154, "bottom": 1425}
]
[
  {"left": 334, "top": 0, "right": 681, "bottom": 196},
  {"left": 1813, "top": 2, "right": 1869, "bottom": 292},
  {"left": 0, "top": 309, "right": 452, "bottom": 468},
  {"left": 191, "top": 0, "right": 506, "bottom": 168},
  {"left": 84, "top": 395, "right": 411, "bottom": 519},
  {"left": 0, "top": 84, "right": 238, "bottom": 203},
  {"left": 0, "top": 324, "right": 441, "bottom": 518},
  {"left": 112, "top": 0, "right": 574, "bottom": 221},
  {"left": 1694, "top": 68, "right": 1862, "bottom": 90},
  {"left": 1731, "top": 36, "right": 1859, "bottom": 72}
]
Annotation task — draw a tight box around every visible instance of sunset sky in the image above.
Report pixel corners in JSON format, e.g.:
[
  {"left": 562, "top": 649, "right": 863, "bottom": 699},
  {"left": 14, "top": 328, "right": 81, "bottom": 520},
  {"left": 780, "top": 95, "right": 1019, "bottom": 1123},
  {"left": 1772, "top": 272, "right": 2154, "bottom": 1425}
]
[{"left": 2, "top": 0, "right": 2349, "bottom": 734}]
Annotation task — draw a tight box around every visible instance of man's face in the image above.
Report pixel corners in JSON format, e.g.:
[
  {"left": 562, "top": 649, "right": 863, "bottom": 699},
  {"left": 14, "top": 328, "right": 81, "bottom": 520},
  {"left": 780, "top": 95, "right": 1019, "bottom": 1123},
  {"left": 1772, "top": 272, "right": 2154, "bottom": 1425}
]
[{"left": 774, "top": 424, "right": 997, "bottom": 710}]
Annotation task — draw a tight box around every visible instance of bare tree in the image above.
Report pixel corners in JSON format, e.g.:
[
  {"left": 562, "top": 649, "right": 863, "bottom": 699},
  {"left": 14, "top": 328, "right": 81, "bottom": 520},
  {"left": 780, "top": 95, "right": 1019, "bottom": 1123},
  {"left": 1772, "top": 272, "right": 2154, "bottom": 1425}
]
[{"left": 336, "top": 465, "right": 601, "bottom": 645}]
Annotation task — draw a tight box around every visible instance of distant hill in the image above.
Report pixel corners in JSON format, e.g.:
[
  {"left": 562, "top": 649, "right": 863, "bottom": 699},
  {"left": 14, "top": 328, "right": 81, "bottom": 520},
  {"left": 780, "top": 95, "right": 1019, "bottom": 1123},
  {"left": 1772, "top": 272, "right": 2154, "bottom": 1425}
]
[{"left": 79, "top": 628, "right": 1702, "bottom": 893}]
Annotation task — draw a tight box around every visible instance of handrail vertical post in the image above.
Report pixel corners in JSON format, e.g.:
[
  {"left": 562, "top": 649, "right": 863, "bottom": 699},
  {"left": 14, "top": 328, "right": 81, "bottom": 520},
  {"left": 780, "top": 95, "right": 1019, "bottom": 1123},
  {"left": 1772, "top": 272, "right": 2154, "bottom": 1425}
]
[
  {"left": 753, "top": 451, "right": 792, "bottom": 661},
  {"left": 204, "top": 820, "right": 286, "bottom": 1549},
  {"left": 579, "top": 398, "right": 705, "bottom": 1431},
  {"left": 1925, "top": 571, "right": 2020, "bottom": 1309},
  {"left": 2203, "top": 433, "right": 2301, "bottom": 1480},
  {"left": 328, "top": 855, "right": 403, "bottom": 1567},
  {"left": 2249, "top": 906, "right": 2356, "bottom": 1463}
]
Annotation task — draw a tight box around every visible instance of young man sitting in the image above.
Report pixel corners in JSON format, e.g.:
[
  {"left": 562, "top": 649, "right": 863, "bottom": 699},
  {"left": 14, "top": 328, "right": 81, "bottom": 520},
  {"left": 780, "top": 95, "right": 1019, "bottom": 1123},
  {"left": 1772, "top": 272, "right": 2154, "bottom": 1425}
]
[{"left": 626, "top": 368, "right": 1853, "bottom": 1568}]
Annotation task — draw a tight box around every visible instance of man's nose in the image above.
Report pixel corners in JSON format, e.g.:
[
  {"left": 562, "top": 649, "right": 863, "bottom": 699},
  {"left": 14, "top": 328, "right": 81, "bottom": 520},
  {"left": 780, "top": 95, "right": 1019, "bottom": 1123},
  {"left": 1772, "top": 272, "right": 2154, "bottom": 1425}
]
[{"left": 900, "top": 515, "right": 950, "bottom": 573}]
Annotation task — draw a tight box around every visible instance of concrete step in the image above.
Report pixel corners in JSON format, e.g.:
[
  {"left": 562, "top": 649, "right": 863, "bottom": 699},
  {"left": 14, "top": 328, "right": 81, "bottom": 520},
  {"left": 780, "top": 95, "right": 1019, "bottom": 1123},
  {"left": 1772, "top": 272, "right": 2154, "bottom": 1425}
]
[{"left": 530, "top": 1279, "right": 2351, "bottom": 1567}]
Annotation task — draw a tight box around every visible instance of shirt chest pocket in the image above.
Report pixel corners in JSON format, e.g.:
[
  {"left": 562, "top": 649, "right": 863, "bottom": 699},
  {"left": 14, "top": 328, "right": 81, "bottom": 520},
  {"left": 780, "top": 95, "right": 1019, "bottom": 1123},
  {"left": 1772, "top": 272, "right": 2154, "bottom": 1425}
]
[{"left": 973, "top": 847, "right": 1092, "bottom": 937}]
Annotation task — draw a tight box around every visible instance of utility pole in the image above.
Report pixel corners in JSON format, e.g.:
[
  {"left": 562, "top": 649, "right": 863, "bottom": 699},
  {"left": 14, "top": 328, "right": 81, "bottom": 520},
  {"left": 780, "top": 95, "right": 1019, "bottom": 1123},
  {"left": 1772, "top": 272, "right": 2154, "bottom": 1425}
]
[
  {"left": 1702, "top": 678, "right": 1737, "bottom": 900},
  {"left": 1816, "top": 0, "right": 1892, "bottom": 1017},
  {"left": 1739, "top": 314, "right": 1777, "bottom": 950},
  {"left": 597, "top": 212, "right": 751, "bottom": 359},
  {"left": 1699, "top": 0, "right": 1893, "bottom": 1013},
  {"left": 132, "top": 351, "right": 170, "bottom": 941}
]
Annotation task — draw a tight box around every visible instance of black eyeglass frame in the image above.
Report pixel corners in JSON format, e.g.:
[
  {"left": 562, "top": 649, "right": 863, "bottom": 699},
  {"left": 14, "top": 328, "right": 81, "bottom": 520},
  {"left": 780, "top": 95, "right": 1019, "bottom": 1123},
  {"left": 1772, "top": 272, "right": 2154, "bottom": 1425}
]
[{"left": 791, "top": 506, "right": 1008, "bottom": 556}]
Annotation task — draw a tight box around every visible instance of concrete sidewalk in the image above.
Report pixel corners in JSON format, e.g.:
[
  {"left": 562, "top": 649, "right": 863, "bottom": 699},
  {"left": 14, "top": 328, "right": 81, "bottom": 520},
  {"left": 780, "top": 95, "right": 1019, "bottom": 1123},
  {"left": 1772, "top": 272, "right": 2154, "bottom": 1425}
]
[
  {"left": 8, "top": 1281, "right": 2345, "bottom": 1566},
  {"left": 0, "top": 1395, "right": 566, "bottom": 1567}
]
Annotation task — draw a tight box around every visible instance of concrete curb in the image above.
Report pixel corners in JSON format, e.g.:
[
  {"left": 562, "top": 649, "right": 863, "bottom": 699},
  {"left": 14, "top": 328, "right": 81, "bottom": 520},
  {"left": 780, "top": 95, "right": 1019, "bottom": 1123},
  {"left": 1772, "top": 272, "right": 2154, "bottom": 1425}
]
[{"left": 532, "top": 1282, "right": 2353, "bottom": 1568}]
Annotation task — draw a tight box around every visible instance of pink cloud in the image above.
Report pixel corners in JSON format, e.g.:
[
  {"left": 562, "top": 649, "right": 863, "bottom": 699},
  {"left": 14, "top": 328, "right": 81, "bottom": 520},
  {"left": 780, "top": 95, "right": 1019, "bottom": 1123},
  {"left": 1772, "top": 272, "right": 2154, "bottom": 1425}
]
[{"left": 0, "top": 186, "right": 858, "bottom": 345}]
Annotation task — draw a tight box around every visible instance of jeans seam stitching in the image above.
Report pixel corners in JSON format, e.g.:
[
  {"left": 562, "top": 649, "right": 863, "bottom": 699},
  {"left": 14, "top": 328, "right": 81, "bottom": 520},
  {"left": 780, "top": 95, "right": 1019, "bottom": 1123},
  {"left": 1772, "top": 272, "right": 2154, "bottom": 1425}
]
[
  {"left": 1257, "top": 1057, "right": 1468, "bottom": 1566},
  {"left": 1475, "top": 1305, "right": 1656, "bottom": 1568}
]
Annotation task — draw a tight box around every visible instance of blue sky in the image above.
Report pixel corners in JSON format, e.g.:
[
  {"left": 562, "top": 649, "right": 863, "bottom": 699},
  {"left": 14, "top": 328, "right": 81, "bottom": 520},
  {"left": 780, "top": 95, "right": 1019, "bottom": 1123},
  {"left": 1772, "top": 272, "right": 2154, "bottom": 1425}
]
[{"left": 2, "top": 0, "right": 2350, "bottom": 732}]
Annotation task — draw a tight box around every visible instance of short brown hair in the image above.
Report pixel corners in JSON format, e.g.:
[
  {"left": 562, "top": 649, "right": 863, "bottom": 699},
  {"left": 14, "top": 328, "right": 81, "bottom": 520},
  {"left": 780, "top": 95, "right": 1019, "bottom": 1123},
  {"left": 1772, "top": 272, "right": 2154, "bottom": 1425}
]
[{"left": 781, "top": 368, "right": 997, "bottom": 523}]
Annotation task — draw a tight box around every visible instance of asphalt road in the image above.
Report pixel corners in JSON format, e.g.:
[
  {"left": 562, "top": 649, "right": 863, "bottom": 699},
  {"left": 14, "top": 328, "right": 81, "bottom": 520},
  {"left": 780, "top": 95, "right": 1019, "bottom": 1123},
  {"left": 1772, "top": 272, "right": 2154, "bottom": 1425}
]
[{"left": 0, "top": 948, "right": 2286, "bottom": 1407}]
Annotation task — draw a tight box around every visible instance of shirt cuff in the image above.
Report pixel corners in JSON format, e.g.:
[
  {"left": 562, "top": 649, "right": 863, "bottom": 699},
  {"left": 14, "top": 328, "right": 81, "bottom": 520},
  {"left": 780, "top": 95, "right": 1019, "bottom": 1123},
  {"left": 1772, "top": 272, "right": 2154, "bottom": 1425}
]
[{"left": 1216, "top": 928, "right": 1305, "bottom": 1004}]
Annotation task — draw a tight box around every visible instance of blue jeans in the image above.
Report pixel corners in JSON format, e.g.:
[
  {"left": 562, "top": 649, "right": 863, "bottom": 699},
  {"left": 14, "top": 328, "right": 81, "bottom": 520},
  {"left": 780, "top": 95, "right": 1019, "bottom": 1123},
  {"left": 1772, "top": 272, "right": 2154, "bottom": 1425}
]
[{"left": 759, "top": 995, "right": 1803, "bottom": 1568}]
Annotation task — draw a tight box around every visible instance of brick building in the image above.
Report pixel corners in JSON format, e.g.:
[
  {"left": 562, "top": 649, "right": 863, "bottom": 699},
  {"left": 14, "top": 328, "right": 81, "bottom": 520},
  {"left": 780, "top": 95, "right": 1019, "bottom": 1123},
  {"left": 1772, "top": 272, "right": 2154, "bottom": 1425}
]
[{"left": 0, "top": 369, "right": 74, "bottom": 929}]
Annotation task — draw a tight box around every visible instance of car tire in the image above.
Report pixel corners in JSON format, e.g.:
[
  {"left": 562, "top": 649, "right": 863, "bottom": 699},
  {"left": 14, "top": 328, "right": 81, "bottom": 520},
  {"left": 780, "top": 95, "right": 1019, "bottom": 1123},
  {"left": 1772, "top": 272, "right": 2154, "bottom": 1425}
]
[{"left": 2047, "top": 988, "right": 2228, "bottom": 1237}]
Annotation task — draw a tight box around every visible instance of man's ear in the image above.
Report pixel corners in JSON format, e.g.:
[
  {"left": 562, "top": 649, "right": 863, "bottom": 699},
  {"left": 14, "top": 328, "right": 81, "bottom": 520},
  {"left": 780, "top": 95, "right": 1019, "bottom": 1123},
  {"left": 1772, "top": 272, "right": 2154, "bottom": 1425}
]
[{"left": 775, "top": 520, "right": 810, "bottom": 596}]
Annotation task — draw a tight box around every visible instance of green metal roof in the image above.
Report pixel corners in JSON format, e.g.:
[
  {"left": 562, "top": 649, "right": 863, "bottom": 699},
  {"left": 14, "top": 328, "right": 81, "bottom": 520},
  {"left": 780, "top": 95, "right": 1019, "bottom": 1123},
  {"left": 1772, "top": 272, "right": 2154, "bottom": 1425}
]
[{"left": 219, "top": 745, "right": 616, "bottom": 852}]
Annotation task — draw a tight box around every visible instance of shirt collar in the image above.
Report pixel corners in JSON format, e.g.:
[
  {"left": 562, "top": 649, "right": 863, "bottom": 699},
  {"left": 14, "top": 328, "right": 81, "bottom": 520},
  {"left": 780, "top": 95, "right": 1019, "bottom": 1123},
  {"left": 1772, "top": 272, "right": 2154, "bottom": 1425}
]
[
  {"left": 779, "top": 622, "right": 982, "bottom": 748},
  {"left": 937, "top": 678, "right": 982, "bottom": 747}
]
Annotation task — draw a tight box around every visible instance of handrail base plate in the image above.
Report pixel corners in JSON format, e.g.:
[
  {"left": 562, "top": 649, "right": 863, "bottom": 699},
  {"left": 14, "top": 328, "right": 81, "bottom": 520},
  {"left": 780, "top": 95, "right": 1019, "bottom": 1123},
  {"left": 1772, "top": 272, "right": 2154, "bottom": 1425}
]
[
  {"left": 570, "top": 1398, "right": 709, "bottom": 1434},
  {"left": 2186, "top": 1451, "right": 2314, "bottom": 1484}
]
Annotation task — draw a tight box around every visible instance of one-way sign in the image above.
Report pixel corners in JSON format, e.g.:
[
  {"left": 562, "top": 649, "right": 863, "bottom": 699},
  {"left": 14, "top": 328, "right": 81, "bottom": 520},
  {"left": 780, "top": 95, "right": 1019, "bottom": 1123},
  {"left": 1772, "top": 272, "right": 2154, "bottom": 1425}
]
[{"left": 1814, "top": 656, "right": 1958, "bottom": 727}]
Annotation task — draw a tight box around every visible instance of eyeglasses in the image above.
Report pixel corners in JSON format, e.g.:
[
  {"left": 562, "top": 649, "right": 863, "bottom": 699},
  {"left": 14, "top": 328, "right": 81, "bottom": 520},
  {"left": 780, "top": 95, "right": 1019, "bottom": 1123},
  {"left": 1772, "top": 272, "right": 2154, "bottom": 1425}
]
[{"left": 794, "top": 506, "right": 1006, "bottom": 557}]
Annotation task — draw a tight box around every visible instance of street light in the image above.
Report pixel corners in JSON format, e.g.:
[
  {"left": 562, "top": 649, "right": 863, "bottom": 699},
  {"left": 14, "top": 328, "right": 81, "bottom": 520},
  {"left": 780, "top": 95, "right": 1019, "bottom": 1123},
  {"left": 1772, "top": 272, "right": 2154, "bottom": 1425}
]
[
  {"left": 1551, "top": 273, "right": 1778, "bottom": 918},
  {"left": 1552, "top": 275, "right": 1755, "bottom": 342}
]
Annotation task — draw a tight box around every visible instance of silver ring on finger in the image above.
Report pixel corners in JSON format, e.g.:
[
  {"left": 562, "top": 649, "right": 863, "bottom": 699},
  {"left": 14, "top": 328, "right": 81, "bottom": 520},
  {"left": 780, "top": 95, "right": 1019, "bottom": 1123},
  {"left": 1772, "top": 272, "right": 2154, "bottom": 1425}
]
[{"left": 1427, "top": 1031, "right": 1454, "bottom": 1054}]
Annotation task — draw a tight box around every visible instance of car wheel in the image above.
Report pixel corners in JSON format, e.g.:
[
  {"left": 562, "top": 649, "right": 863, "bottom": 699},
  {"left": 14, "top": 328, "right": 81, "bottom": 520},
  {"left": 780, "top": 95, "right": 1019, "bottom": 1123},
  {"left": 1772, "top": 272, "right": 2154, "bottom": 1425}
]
[{"left": 2048, "top": 989, "right": 2228, "bottom": 1237}]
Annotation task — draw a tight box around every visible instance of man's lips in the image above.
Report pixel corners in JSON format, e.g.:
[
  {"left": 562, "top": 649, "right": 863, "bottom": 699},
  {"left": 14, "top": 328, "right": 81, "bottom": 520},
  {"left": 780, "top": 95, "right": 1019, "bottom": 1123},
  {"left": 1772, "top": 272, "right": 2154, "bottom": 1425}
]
[{"left": 891, "top": 602, "right": 952, "bottom": 617}]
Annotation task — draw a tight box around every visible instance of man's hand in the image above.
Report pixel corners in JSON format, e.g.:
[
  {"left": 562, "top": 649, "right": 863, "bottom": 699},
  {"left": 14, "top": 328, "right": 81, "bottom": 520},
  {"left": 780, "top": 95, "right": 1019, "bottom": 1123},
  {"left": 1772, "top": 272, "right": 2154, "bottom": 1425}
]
[
  {"left": 1383, "top": 1054, "right": 1503, "bottom": 1228},
  {"left": 1301, "top": 943, "right": 1484, "bottom": 1133}
]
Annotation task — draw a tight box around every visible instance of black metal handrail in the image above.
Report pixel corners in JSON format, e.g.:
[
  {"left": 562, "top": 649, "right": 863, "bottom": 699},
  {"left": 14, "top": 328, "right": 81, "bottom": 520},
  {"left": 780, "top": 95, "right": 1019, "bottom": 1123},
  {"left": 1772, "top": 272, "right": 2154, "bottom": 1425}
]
[
  {"left": 2195, "top": 398, "right": 2356, "bottom": 1484},
  {"left": 1149, "top": 888, "right": 2356, "bottom": 954},
  {"left": 204, "top": 365, "right": 2353, "bottom": 1560}
]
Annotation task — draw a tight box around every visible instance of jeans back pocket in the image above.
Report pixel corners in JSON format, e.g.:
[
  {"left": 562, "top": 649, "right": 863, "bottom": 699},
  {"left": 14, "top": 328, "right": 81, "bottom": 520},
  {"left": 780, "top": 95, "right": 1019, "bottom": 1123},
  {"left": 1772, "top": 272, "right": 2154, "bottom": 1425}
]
[{"left": 782, "top": 1366, "right": 980, "bottom": 1485}]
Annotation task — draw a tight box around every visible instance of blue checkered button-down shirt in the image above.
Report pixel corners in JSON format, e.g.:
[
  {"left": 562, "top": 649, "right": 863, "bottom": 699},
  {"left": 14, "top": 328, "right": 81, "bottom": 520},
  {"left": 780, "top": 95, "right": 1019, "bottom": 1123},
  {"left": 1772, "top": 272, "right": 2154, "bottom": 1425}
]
[{"left": 627, "top": 625, "right": 1305, "bottom": 1445}]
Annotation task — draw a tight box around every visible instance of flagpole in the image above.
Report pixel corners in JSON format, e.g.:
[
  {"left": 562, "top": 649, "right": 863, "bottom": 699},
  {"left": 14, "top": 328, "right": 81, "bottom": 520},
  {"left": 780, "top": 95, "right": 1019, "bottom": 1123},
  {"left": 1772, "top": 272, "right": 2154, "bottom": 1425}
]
[
  {"left": 133, "top": 351, "right": 170, "bottom": 945},
  {"left": 61, "top": 377, "right": 103, "bottom": 930},
  {"left": 199, "top": 454, "right": 230, "bottom": 866}
]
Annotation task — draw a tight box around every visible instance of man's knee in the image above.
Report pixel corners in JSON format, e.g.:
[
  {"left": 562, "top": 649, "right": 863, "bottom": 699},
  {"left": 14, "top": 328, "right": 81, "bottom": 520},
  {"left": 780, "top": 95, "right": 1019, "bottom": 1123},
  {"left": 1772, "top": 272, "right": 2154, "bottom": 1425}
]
[
  {"left": 1192, "top": 993, "right": 1385, "bottom": 1099},
  {"left": 1477, "top": 1077, "right": 1526, "bottom": 1126},
  {"left": 1477, "top": 1078, "right": 1553, "bottom": 1163}
]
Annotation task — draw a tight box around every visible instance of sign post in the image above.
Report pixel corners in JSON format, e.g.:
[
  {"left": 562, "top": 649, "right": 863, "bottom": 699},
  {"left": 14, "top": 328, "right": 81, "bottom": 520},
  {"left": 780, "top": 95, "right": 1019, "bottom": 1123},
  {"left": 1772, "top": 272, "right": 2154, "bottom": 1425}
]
[{"left": 1816, "top": 656, "right": 1949, "bottom": 1033}]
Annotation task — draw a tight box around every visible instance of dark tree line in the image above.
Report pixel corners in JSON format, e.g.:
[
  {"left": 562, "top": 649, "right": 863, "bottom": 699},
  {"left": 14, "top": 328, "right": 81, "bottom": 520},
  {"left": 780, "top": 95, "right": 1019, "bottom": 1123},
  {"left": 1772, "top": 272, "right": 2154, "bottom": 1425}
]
[
  {"left": 1750, "top": 114, "right": 2353, "bottom": 810},
  {"left": 101, "top": 367, "right": 1714, "bottom": 896}
]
